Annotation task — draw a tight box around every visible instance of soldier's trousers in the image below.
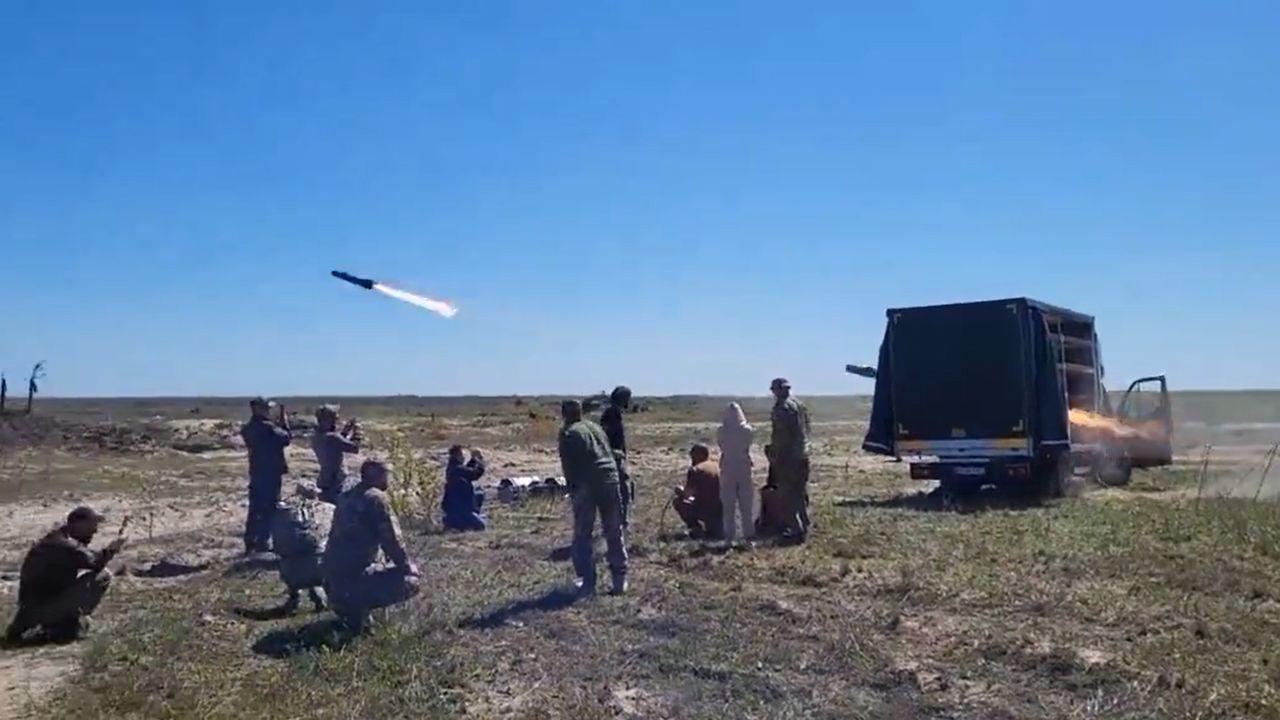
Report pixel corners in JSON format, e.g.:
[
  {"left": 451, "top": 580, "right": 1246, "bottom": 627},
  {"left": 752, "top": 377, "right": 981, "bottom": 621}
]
[
  {"left": 6, "top": 570, "right": 112, "bottom": 641},
  {"left": 614, "top": 457, "right": 634, "bottom": 529},
  {"left": 245, "top": 475, "right": 283, "bottom": 551},
  {"left": 327, "top": 565, "right": 421, "bottom": 631},
  {"left": 571, "top": 482, "right": 628, "bottom": 583},
  {"left": 279, "top": 553, "right": 324, "bottom": 591},
  {"left": 771, "top": 457, "right": 811, "bottom": 538}
]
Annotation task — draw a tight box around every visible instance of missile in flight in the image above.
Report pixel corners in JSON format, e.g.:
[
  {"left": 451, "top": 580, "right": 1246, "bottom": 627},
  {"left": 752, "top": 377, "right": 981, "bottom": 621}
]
[
  {"left": 331, "top": 270, "right": 375, "bottom": 290},
  {"left": 329, "top": 270, "right": 458, "bottom": 318}
]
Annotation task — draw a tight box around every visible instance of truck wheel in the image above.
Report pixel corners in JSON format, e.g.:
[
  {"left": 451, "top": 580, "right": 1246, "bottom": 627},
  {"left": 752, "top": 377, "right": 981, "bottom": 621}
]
[{"left": 1094, "top": 453, "right": 1132, "bottom": 487}]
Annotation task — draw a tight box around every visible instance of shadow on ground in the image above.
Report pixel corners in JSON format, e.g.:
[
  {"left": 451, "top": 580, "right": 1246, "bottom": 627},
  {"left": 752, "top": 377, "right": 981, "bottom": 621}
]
[
  {"left": 836, "top": 487, "right": 1048, "bottom": 514},
  {"left": 252, "top": 618, "right": 352, "bottom": 659},
  {"left": 460, "top": 587, "right": 581, "bottom": 630},
  {"left": 234, "top": 603, "right": 300, "bottom": 622},
  {"left": 222, "top": 556, "right": 279, "bottom": 578}
]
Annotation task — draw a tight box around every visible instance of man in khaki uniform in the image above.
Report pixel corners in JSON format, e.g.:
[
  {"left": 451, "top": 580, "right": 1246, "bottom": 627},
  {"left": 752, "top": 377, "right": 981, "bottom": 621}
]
[
  {"left": 312, "top": 404, "right": 361, "bottom": 504},
  {"left": 558, "top": 400, "right": 628, "bottom": 596},
  {"left": 5, "top": 506, "right": 123, "bottom": 644},
  {"left": 768, "top": 378, "right": 811, "bottom": 543}
]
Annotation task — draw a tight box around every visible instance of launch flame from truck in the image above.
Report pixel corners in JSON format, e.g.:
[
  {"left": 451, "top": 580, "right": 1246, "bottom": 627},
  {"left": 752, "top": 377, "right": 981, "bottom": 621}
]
[{"left": 1068, "top": 408, "right": 1163, "bottom": 440}]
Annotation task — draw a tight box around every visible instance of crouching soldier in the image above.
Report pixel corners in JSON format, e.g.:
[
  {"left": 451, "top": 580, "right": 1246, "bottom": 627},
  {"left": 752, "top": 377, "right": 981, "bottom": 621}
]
[
  {"left": 322, "top": 460, "right": 421, "bottom": 633},
  {"left": 673, "top": 443, "right": 724, "bottom": 540},
  {"left": 5, "top": 506, "right": 123, "bottom": 645},
  {"left": 271, "top": 482, "right": 334, "bottom": 614}
]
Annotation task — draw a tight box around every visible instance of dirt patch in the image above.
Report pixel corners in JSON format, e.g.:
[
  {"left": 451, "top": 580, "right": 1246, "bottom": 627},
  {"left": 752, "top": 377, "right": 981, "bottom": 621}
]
[{"left": 0, "top": 644, "right": 79, "bottom": 720}]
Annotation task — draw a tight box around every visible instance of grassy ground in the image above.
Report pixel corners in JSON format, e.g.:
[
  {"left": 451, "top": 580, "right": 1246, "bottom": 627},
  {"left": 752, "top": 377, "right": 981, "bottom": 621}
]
[
  {"left": 28, "top": 463, "right": 1280, "bottom": 720},
  {"left": 4, "top": 397, "right": 1280, "bottom": 719}
]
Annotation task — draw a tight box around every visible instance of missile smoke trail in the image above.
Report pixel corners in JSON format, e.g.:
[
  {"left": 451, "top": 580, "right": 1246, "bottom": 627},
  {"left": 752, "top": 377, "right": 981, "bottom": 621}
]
[
  {"left": 373, "top": 283, "right": 458, "bottom": 318},
  {"left": 330, "top": 270, "right": 458, "bottom": 318}
]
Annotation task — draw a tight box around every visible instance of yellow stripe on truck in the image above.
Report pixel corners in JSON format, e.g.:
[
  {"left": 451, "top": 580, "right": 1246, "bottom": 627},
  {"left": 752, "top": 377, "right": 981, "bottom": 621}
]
[{"left": 897, "top": 438, "right": 1027, "bottom": 450}]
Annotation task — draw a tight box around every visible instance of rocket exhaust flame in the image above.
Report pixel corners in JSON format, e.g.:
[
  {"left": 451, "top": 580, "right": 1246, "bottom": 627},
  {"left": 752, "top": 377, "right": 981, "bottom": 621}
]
[
  {"left": 1068, "top": 408, "right": 1161, "bottom": 440},
  {"left": 373, "top": 283, "right": 458, "bottom": 318}
]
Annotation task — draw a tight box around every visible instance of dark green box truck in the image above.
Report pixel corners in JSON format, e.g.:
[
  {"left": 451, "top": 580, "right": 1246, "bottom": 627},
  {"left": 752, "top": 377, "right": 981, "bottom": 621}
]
[{"left": 862, "top": 298, "right": 1174, "bottom": 496}]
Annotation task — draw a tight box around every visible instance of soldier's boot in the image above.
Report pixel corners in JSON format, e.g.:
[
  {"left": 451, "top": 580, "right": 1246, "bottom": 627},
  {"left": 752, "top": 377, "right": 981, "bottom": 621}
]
[
  {"left": 574, "top": 575, "right": 597, "bottom": 597},
  {"left": 4, "top": 611, "right": 31, "bottom": 645},
  {"left": 282, "top": 591, "right": 301, "bottom": 615},
  {"left": 308, "top": 587, "right": 328, "bottom": 613},
  {"left": 608, "top": 574, "right": 628, "bottom": 596},
  {"left": 43, "top": 618, "right": 83, "bottom": 643}
]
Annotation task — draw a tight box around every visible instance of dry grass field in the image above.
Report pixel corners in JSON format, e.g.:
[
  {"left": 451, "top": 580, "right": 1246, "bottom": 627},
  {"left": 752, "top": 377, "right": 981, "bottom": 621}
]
[{"left": 2, "top": 393, "right": 1279, "bottom": 719}]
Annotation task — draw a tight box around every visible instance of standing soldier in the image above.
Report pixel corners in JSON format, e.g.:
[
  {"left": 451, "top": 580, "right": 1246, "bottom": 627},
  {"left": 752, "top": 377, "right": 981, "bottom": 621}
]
[
  {"left": 768, "top": 378, "right": 811, "bottom": 543},
  {"left": 241, "top": 397, "right": 291, "bottom": 555},
  {"left": 312, "top": 404, "right": 361, "bottom": 504},
  {"left": 558, "top": 400, "right": 628, "bottom": 596},
  {"left": 322, "top": 460, "right": 421, "bottom": 634},
  {"left": 599, "top": 385, "right": 633, "bottom": 528},
  {"left": 5, "top": 506, "right": 123, "bottom": 644}
]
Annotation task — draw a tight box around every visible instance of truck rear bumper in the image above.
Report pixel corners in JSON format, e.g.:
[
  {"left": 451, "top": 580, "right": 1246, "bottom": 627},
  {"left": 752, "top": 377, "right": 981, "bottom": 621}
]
[{"left": 909, "top": 460, "right": 1032, "bottom": 483}]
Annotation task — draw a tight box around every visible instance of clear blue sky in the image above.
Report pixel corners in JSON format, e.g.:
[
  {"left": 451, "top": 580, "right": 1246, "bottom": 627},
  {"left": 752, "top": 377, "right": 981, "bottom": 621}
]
[{"left": 2, "top": 1, "right": 1277, "bottom": 397}]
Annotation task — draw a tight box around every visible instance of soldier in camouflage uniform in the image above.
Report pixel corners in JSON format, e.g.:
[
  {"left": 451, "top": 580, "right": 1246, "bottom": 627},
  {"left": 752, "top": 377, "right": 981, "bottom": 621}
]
[
  {"left": 322, "top": 460, "right": 421, "bottom": 633},
  {"left": 5, "top": 506, "right": 123, "bottom": 644},
  {"left": 271, "top": 482, "right": 333, "bottom": 614},
  {"left": 768, "top": 378, "right": 812, "bottom": 543},
  {"left": 558, "top": 400, "right": 628, "bottom": 596},
  {"left": 312, "top": 404, "right": 361, "bottom": 504}
]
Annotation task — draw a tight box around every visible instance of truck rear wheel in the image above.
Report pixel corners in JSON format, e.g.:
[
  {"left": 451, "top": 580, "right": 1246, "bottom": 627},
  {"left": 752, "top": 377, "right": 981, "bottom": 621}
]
[{"left": 1094, "top": 451, "right": 1132, "bottom": 487}]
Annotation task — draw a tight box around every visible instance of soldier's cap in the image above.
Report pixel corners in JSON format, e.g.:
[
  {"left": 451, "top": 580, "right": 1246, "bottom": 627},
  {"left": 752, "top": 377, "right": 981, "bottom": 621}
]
[
  {"left": 315, "top": 404, "right": 340, "bottom": 419},
  {"left": 770, "top": 377, "right": 791, "bottom": 390},
  {"left": 561, "top": 399, "right": 583, "bottom": 413},
  {"left": 249, "top": 396, "right": 277, "bottom": 409},
  {"left": 690, "top": 442, "right": 711, "bottom": 455},
  {"left": 67, "top": 505, "right": 105, "bottom": 525}
]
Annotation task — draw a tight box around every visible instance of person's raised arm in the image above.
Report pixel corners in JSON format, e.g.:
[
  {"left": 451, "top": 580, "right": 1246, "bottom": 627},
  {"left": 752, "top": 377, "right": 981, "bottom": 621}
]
[{"left": 274, "top": 405, "right": 292, "bottom": 446}]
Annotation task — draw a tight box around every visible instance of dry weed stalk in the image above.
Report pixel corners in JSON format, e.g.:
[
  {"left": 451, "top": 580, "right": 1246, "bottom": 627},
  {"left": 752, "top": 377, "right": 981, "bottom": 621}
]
[{"left": 382, "top": 432, "right": 442, "bottom": 530}]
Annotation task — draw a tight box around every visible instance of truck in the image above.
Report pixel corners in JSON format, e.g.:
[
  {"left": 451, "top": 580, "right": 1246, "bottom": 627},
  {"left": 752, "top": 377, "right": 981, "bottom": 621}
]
[{"left": 860, "top": 297, "right": 1174, "bottom": 496}]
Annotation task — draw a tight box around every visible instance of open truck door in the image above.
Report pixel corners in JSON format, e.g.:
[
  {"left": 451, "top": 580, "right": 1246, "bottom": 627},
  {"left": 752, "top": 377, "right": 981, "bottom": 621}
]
[{"left": 1116, "top": 375, "right": 1173, "bottom": 468}]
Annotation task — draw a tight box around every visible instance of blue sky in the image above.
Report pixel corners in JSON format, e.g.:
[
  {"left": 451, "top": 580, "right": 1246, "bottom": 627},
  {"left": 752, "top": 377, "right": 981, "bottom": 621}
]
[{"left": 2, "top": 1, "right": 1277, "bottom": 397}]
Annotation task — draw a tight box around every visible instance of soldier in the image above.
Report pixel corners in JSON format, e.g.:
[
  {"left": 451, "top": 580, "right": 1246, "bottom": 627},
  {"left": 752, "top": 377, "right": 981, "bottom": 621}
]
[
  {"left": 240, "top": 397, "right": 292, "bottom": 554},
  {"left": 558, "top": 400, "right": 628, "bottom": 596},
  {"left": 271, "top": 482, "right": 333, "bottom": 614},
  {"left": 5, "top": 506, "right": 123, "bottom": 644},
  {"left": 672, "top": 443, "right": 724, "bottom": 540},
  {"left": 599, "top": 386, "right": 634, "bottom": 528},
  {"left": 322, "top": 460, "right": 421, "bottom": 633},
  {"left": 312, "top": 404, "right": 361, "bottom": 504},
  {"left": 768, "top": 378, "right": 812, "bottom": 543}
]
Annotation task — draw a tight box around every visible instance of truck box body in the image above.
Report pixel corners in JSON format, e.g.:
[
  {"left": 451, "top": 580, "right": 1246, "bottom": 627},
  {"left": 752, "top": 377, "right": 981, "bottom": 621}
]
[{"left": 863, "top": 298, "right": 1101, "bottom": 466}]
